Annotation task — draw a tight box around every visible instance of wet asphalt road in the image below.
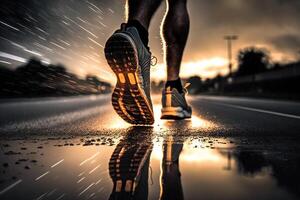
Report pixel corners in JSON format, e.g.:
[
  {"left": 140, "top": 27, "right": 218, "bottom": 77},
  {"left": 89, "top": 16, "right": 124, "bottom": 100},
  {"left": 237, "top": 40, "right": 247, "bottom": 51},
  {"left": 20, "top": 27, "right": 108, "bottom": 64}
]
[{"left": 0, "top": 95, "right": 300, "bottom": 200}]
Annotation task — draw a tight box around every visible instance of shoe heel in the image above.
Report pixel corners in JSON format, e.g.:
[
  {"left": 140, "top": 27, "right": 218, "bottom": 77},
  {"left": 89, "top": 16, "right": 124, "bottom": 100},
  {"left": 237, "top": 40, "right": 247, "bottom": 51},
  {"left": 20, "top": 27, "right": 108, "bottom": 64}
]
[{"left": 104, "top": 34, "right": 137, "bottom": 76}]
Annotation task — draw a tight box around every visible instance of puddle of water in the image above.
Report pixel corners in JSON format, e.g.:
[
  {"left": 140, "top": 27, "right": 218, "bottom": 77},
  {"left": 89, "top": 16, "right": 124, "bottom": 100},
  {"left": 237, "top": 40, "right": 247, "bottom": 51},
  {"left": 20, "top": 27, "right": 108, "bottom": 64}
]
[{"left": 0, "top": 131, "right": 298, "bottom": 200}]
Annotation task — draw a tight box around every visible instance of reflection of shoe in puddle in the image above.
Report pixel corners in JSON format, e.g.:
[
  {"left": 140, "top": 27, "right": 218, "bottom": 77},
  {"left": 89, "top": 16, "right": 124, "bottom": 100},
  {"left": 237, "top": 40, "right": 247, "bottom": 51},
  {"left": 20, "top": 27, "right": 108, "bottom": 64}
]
[
  {"left": 163, "top": 141, "right": 183, "bottom": 164},
  {"left": 161, "top": 139, "right": 184, "bottom": 200},
  {"left": 109, "top": 131, "right": 153, "bottom": 199}
]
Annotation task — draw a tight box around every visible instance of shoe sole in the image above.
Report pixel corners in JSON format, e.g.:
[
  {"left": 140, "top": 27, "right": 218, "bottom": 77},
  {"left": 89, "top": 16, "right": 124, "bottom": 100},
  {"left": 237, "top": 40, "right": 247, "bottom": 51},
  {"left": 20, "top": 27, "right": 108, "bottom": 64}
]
[
  {"left": 161, "top": 107, "right": 191, "bottom": 120},
  {"left": 104, "top": 33, "right": 154, "bottom": 125}
]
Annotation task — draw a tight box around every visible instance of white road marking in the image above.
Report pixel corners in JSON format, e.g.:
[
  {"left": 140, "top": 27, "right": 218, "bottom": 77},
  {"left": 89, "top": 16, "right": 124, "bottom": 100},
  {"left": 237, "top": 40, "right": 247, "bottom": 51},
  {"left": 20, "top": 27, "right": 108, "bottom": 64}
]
[
  {"left": 80, "top": 152, "right": 99, "bottom": 166},
  {"left": 78, "top": 183, "right": 95, "bottom": 196},
  {"left": 51, "top": 159, "right": 64, "bottom": 168},
  {"left": 217, "top": 103, "right": 300, "bottom": 120},
  {"left": 89, "top": 164, "right": 101, "bottom": 174},
  {"left": 35, "top": 171, "right": 50, "bottom": 181},
  {"left": 0, "top": 179, "right": 22, "bottom": 195}
]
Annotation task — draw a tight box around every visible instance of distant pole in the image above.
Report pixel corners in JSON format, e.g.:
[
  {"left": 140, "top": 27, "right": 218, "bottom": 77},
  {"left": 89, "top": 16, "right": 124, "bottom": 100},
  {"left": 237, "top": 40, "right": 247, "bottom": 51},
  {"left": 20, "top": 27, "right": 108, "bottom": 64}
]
[{"left": 224, "top": 35, "right": 238, "bottom": 76}]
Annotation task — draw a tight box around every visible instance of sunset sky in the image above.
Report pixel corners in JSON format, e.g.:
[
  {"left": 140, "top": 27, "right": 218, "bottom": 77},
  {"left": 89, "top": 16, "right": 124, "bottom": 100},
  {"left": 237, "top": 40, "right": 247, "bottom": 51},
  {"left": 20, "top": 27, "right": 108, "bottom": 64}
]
[{"left": 0, "top": 0, "right": 299, "bottom": 83}]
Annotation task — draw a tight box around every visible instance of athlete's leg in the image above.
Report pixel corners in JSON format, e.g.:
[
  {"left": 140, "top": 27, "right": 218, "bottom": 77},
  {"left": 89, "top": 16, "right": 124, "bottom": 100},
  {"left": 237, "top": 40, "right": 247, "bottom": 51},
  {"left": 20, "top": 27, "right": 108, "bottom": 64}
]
[
  {"left": 126, "top": 0, "right": 163, "bottom": 30},
  {"left": 160, "top": 0, "right": 191, "bottom": 120},
  {"left": 126, "top": 0, "right": 162, "bottom": 47},
  {"left": 161, "top": 0, "right": 189, "bottom": 84}
]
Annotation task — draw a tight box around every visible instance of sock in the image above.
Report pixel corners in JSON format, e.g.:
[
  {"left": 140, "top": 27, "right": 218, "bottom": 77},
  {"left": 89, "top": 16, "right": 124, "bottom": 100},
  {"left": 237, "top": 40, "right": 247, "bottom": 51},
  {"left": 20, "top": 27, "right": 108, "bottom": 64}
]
[
  {"left": 165, "top": 78, "right": 183, "bottom": 93},
  {"left": 126, "top": 20, "right": 149, "bottom": 47}
]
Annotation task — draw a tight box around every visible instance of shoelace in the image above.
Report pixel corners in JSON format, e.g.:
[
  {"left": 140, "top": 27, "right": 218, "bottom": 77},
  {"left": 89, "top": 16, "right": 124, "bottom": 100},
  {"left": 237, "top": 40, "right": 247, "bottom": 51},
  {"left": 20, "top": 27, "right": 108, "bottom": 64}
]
[
  {"left": 150, "top": 56, "right": 157, "bottom": 66},
  {"left": 183, "top": 82, "right": 191, "bottom": 94}
]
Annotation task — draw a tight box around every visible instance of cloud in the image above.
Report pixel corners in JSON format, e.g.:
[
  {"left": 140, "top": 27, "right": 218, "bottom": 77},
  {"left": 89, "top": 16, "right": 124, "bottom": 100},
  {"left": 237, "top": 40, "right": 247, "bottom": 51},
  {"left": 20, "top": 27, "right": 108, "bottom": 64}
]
[
  {"left": 152, "top": 0, "right": 299, "bottom": 57},
  {"left": 151, "top": 57, "right": 228, "bottom": 81},
  {"left": 270, "top": 34, "right": 300, "bottom": 55}
]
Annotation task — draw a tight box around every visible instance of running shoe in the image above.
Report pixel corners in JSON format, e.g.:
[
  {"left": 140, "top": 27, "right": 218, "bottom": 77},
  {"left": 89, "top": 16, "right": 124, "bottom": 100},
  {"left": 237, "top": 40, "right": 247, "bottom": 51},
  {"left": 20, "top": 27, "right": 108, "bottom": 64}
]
[
  {"left": 161, "top": 86, "right": 192, "bottom": 119},
  {"left": 105, "top": 25, "right": 154, "bottom": 125}
]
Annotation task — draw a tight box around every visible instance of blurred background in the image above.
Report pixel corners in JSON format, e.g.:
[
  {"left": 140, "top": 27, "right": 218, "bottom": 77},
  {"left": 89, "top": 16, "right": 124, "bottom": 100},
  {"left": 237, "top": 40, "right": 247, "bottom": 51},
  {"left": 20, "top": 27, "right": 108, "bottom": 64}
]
[{"left": 0, "top": 0, "right": 300, "bottom": 99}]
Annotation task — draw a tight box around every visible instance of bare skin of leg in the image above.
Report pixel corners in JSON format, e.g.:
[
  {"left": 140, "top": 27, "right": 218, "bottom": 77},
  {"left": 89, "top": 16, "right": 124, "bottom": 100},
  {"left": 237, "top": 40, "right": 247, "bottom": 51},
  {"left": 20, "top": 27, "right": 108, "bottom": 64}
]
[
  {"left": 161, "top": 0, "right": 190, "bottom": 81},
  {"left": 126, "top": 0, "right": 163, "bottom": 30}
]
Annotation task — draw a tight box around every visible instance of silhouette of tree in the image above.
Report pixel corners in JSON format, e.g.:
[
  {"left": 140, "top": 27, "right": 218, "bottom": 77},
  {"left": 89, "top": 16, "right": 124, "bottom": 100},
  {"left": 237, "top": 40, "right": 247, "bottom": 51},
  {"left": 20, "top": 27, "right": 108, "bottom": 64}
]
[
  {"left": 0, "top": 66, "right": 16, "bottom": 95},
  {"left": 0, "top": 58, "right": 111, "bottom": 97},
  {"left": 187, "top": 76, "right": 202, "bottom": 85},
  {"left": 236, "top": 47, "right": 270, "bottom": 76},
  {"left": 235, "top": 151, "right": 268, "bottom": 176},
  {"left": 187, "top": 76, "right": 202, "bottom": 94},
  {"left": 151, "top": 80, "right": 165, "bottom": 94}
]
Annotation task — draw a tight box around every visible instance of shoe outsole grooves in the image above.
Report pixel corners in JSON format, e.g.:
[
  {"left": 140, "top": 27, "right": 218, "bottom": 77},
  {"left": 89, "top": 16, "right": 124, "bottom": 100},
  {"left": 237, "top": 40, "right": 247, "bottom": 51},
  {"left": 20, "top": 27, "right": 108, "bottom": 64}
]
[{"left": 104, "top": 34, "right": 154, "bottom": 125}]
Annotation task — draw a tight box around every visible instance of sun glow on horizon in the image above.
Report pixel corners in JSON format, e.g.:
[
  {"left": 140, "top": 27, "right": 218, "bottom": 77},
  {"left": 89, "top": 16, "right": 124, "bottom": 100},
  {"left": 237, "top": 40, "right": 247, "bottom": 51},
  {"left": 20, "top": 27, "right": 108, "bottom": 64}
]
[{"left": 151, "top": 57, "right": 229, "bottom": 81}]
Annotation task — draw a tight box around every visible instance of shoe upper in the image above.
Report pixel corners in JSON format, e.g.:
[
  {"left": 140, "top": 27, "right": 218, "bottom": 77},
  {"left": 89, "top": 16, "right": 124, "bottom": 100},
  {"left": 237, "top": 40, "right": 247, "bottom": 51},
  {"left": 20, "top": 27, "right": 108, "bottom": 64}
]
[
  {"left": 119, "top": 26, "right": 153, "bottom": 111},
  {"left": 162, "top": 87, "right": 192, "bottom": 112}
]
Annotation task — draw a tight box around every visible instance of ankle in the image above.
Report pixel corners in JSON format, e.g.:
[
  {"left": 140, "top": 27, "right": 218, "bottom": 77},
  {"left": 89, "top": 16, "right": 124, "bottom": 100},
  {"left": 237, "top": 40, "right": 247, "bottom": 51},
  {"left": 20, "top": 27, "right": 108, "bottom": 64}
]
[{"left": 165, "top": 78, "right": 183, "bottom": 93}]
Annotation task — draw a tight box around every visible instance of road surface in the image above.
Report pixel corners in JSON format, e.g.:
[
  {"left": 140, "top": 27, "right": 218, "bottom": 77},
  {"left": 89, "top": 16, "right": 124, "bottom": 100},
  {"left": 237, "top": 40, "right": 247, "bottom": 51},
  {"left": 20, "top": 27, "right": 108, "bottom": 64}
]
[{"left": 0, "top": 95, "right": 300, "bottom": 200}]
